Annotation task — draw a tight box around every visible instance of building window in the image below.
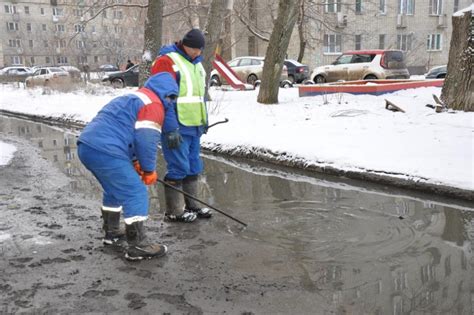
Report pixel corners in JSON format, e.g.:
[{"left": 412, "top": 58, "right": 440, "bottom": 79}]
[
  {"left": 324, "top": 0, "right": 342, "bottom": 13},
  {"left": 26, "top": 23, "right": 32, "bottom": 31},
  {"left": 102, "top": 9, "right": 107, "bottom": 18},
  {"left": 30, "top": 56, "right": 35, "bottom": 64},
  {"left": 29, "top": 40, "right": 33, "bottom": 48},
  {"left": 76, "top": 40, "right": 86, "bottom": 49},
  {"left": 399, "top": 0, "right": 414, "bottom": 15},
  {"left": 52, "top": 7, "right": 63, "bottom": 16},
  {"left": 8, "top": 39, "right": 21, "bottom": 47},
  {"left": 7, "top": 22, "right": 19, "bottom": 31},
  {"left": 453, "top": 0, "right": 459, "bottom": 12},
  {"left": 56, "top": 39, "right": 66, "bottom": 48},
  {"left": 106, "top": 55, "right": 111, "bottom": 62},
  {"left": 55, "top": 24, "right": 65, "bottom": 32},
  {"left": 73, "top": 9, "right": 83, "bottom": 17},
  {"left": 57, "top": 56, "right": 68, "bottom": 64},
  {"left": 43, "top": 40, "right": 48, "bottom": 47},
  {"left": 94, "top": 56, "right": 99, "bottom": 62},
  {"left": 74, "top": 24, "right": 85, "bottom": 33},
  {"left": 12, "top": 56, "right": 22, "bottom": 65},
  {"left": 24, "top": 6, "right": 30, "bottom": 14},
  {"left": 427, "top": 34, "right": 442, "bottom": 51},
  {"left": 40, "top": 7, "right": 45, "bottom": 15},
  {"left": 355, "top": 0, "right": 362, "bottom": 13},
  {"left": 113, "top": 10, "right": 123, "bottom": 19},
  {"left": 379, "top": 34, "right": 385, "bottom": 49},
  {"left": 42, "top": 24, "right": 47, "bottom": 31},
  {"left": 4, "top": 5, "right": 17, "bottom": 14},
  {"left": 45, "top": 56, "right": 51, "bottom": 64},
  {"left": 114, "top": 25, "right": 122, "bottom": 33},
  {"left": 324, "top": 34, "right": 342, "bottom": 53},
  {"left": 79, "top": 56, "right": 88, "bottom": 63},
  {"left": 397, "top": 34, "right": 412, "bottom": 51},
  {"left": 355, "top": 35, "right": 362, "bottom": 50},
  {"left": 429, "top": 0, "right": 442, "bottom": 15}
]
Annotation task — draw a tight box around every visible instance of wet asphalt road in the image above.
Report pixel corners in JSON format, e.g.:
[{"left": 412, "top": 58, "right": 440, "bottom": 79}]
[{"left": 0, "top": 116, "right": 473, "bottom": 314}]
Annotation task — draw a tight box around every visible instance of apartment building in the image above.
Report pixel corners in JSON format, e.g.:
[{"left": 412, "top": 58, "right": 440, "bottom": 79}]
[
  {"left": 231, "top": 0, "right": 472, "bottom": 74},
  {"left": 0, "top": 0, "right": 146, "bottom": 69}
]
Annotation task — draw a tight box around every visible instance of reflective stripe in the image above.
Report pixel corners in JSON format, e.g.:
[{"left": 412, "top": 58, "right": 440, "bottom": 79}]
[
  {"left": 130, "top": 91, "right": 152, "bottom": 105},
  {"left": 172, "top": 64, "right": 180, "bottom": 72},
  {"left": 124, "top": 215, "right": 147, "bottom": 224},
  {"left": 135, "top": 120, "right": 161, "bottom": 131},
  {"left": 102, "top": 205, "right": 122, "bottom": 212},
  {"left": 176, "top": 96, "right": 205, "bottom": 103}
]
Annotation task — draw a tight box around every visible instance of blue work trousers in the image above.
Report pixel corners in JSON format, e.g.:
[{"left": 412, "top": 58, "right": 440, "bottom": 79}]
[
  {"left": 161, "top": 134, "right": 203, "bottom": 180},
  {"left": 77, "top": 143, "right": 148, "bottom": 220}
]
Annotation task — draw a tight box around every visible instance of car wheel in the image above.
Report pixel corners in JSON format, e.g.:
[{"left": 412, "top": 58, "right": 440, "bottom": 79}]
[
  {"left": 314, "top": 75, "right": 326, "bottom": 84},
  {"left": 280, "top": 80, "right": 293, "bottom": 88},
  {"left": 364, "top": 74, "right": 378, "bottom": 80},
  {"left": 112, "top": 78, "right": 125, "bottom": 88},
  {"left": 288, "top": 75, "right": 295, "bottom": 84},
  {"left": 210, "top": 75, "right": 221, "bottom": 86},
  {"left": 247, "top": 74, "right": 258, "bottom": 85}
]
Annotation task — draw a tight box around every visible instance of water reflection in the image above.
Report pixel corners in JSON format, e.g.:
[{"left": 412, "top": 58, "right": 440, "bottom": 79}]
[{"left": 1, "top": 116, "right": 473, "bottom": 314}]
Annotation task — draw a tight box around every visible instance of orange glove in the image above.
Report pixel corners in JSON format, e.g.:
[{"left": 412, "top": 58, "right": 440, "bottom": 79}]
[
  {"left": 133, "top": 160, "right": 143, "bottom": 175},
  {"left": 141, "top": 171, "right": 158, "bottom": 185}
]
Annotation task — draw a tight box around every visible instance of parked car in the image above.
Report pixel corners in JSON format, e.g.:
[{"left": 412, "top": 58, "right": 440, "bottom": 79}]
[
  {"left": 25, "top": 67, "right": 70, "bottom": 87},
  {"left": 60, "top": 66, "right": 82, "bottom": 81},
  {"left": 425, "top": 65, "right": 447, "bottom": 79},
  {"left": 0, "top": 66, "right": 33, "bottom": 79},
  {"left": 102, "top": 64, "right": 139, "bottom": 88},
  {"left": 310, "top": 50, "right": 410, "bottom": 83},
  {"left": 99, "top": 64, "right": 119, "bottom": 72},
  {"left": 284, "top": 59, "right": 309, "bottom": 83},
  {"left": 210, "top": 56, "right": 289, "bottom": 86}
]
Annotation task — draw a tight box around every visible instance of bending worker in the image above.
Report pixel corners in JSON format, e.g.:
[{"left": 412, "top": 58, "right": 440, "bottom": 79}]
[
  {"left": 150, "top": 28, "right": 211, "bottom": 223},
  {"left": 77, "top": 72, "right": 178, "bottom": 261}
]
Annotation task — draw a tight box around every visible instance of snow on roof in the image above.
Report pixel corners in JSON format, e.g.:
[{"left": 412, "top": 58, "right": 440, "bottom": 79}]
[{"left": 453, "top": 4, "right": 473, "bottom": 17}]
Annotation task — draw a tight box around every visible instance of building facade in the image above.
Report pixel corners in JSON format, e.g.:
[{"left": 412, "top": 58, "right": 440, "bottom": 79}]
[{"left": 0, "top": 0, "right": 146, "bottom": 70}]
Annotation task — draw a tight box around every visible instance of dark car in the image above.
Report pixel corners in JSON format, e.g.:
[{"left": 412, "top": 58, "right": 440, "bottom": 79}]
[
  {"left": 425, "top": 65, "right": 447, "bottom": 79},
  {"left": 99, "top": 64, "right": 120, "bottom": 72},
  {"left": 102, "top": 64, "right": 139, "bottom": 88},
  {"left": 284, "top": 59, "right": 309, "bottom": 83}
]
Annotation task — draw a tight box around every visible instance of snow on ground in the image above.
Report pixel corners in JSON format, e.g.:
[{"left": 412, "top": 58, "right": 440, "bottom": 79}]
[
  {"left": 0, "top": 83, "right": 472, "bottom": 191},
  {"left": 0, "top": 141, "right": 16, "bottom": 166}
]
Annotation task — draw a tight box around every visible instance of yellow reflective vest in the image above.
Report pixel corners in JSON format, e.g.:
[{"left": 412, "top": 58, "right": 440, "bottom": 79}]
[{"left": 167, "top": 52, "right": 207, "bottom": 126}]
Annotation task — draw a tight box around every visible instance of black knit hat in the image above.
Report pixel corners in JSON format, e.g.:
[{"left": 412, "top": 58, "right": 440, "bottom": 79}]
[{"left": 182, "top": 29, "right": 205, "bottom": 50}]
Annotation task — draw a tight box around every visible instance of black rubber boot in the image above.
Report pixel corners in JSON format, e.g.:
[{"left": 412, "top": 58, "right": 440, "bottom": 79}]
[
  {"left": 183, "top": 175, "right": 212, "bottom": 218},
  {"left": 125, "top": 221, "right": 167, "bottom": 261},
  {"left": 101, "top": 209, "right": 125, "bottom": 245},
  {"left": 164, "top": 179, "right": 196, "bottom": 223}
]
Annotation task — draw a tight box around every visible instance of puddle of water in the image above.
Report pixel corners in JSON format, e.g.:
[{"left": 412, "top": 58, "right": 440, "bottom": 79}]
[{"left": 2, "top": 116, "right": 473, "bottom": 313}]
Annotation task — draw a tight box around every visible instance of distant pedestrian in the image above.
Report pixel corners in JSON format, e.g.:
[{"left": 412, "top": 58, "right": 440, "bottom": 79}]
[
  {"left": 126, "top": 60, "right": 135, "bottom": 70},
  {"left": 82, "top": 63, "right": 90, "bottom": 81},
  {"left": 77, "top": 72, "right": 178, "bottom": 261}
]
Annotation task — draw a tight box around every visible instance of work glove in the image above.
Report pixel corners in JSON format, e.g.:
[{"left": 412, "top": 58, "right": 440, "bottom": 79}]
[
  {"left": 141, "top": 171, "right": 158, "bottom": 185},
  {"left": 165, "top": 130, "right": 183, "bottom": 149},
  {"left": 132, "top": 160, "right": 143, "bottom": 175}
]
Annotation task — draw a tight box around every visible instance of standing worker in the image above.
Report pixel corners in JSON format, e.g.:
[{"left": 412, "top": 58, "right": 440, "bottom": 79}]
[
  {"left": 150, "top": 29, "right": 212, "bottom": 223},
  {"left": 77, "top": 72, "right": 178, "bottom": 261}
]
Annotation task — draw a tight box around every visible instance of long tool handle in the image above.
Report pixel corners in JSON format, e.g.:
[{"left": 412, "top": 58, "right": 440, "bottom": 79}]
[{"left": 158, "top": 178, "right": 247, "bottom": 227}]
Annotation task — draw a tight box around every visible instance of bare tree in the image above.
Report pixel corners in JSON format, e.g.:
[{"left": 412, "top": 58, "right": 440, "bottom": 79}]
[
  {"left": 139, "top": 0, "right": 164, "bottom": 86},
  {"left": 441, "top": 7, "right": 473, "bottom": 111},
  {"left": 257, "top": 0, "right": 298, "bottom": 104}
]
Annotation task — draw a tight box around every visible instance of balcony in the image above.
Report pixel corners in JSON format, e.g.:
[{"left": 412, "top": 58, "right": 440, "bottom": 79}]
[
  {"left": 437, "top": 14, "right": 447, "bottom": 29},
  {"left": 396, "top": 14, "right": 407, "bottom": 28}
]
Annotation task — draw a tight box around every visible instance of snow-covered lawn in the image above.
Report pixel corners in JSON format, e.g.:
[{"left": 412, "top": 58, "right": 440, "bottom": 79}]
[{"left": 0, "top": 83, "right": 472, "bottom": 191}]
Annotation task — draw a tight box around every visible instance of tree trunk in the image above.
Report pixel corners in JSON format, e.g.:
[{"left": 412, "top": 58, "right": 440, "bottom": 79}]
[
  {"left": 257, "top": 0, "right": 298, "bottom": 104},
  {"left": 139, "top": 0, "right": 163, "bottom": 86},
  {"left": 202, "top": 0, "right": 233, "bottom": 100},
  {"left": 297, "top": 0, "right": 306, "bottom": 63},
  {"left": 441, "top": 8, "right": 473, "bottom": 111}
]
